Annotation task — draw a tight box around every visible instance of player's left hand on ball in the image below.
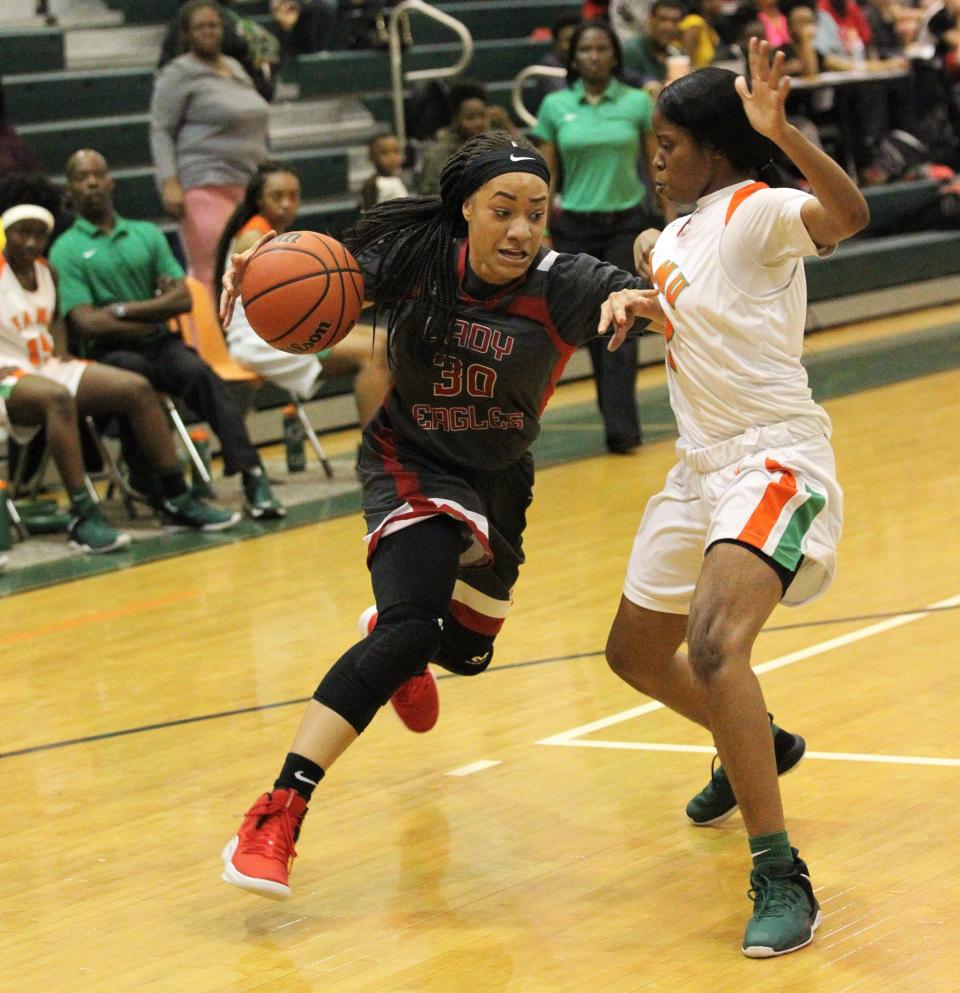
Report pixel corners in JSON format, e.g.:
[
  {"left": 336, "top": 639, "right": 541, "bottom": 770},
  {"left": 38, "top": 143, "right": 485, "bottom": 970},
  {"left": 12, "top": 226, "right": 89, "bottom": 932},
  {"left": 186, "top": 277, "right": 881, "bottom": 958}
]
[
  {"left": 598, "top": 288, "right": 666, "bottom": 349},
  {"left": 219, "top": 229, "right": 276, "bottom": 326}
]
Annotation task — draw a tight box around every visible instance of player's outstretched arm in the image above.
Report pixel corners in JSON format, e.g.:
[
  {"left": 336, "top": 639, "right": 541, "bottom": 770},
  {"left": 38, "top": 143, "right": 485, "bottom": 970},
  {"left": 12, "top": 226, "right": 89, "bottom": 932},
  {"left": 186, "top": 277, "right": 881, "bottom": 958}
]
[
  {"left": 598, "top": 288, "right": 665, "bottom": 350},
  {"left": 219, "top": 230, "right": 276, "bottom": 326},
  {"left": 736, "top": 38, "right": 869, "bottom": 248}
]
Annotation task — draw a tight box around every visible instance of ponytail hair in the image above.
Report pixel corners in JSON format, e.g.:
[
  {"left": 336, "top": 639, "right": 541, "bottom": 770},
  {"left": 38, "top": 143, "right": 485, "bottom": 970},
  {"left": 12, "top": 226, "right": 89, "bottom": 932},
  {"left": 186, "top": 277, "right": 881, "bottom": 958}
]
[
  {"left": 657, "top": 67, "right": 777, "bottom": 181},
  {"left": 343, "top": 131, "right": 542, "bottom": 362},
  {"left": 213, "top": 159, "right": 300, "bottom": 299}
]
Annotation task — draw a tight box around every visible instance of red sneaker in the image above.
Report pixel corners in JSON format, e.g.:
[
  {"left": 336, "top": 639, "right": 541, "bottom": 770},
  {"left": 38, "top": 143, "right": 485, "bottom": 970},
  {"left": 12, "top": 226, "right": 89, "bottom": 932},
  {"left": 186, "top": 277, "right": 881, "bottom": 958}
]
[
  {"left": 221, "top": 788, "right": 307, "bottom": 900},
  {"left": 358, "top": 605, "right": 378, "bottom": 637},
  {"left": 357, "top": 606, "right": 440, "bottom": 732},
  {"left": 390, "top": 667, "right": 439, "bottom": 732}
]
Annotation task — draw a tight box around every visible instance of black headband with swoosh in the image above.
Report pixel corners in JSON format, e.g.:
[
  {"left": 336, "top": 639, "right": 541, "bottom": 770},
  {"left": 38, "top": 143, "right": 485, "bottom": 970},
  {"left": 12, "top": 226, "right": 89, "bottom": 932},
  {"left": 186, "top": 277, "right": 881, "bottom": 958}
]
[{"left": 454, "top": 142, "right": 551, "bottom": 206}]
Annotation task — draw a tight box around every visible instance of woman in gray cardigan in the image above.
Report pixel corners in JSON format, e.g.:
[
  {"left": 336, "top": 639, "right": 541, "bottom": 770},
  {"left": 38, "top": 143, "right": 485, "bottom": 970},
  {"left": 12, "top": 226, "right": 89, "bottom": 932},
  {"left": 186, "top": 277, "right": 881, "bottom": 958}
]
[{"left": 150, "top": 0, "right": 269, "bottom": 300}]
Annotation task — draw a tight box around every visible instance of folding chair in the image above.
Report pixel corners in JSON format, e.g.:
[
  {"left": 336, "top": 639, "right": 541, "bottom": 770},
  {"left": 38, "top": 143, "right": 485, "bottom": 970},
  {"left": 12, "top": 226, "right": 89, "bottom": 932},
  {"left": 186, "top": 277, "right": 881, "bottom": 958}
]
[
  {"left": 9, "top": 427, "right": 106, "bottom": 507},
  {"left": 173, "top": 276, "right": 334, "bottom": 478}
]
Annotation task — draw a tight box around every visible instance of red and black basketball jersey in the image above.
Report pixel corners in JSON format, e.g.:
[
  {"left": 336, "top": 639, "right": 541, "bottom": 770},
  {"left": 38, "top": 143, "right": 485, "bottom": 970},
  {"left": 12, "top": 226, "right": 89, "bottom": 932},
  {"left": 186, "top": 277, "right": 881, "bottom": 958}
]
[{"left": 359, "top": 240, "right": 645, "bottom": 471}]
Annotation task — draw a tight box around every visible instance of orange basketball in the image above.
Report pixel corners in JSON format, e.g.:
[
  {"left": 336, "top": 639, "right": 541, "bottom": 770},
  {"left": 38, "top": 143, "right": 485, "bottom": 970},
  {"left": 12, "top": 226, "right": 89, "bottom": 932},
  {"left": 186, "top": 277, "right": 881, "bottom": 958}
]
[{"left": 239, "top": 231, "right": 365, "bottom": 354}]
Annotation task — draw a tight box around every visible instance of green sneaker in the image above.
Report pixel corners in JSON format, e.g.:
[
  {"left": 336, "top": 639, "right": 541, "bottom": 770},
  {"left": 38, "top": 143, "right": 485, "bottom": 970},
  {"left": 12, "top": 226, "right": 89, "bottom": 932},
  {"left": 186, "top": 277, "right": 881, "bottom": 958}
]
[
  {"left": 243, "top": 470, "right": 285, "bottom": 520},
  {"left": 686, "top": 717, "right": 806, "bottom": 826},
  {"left": 68, "top": 502, "right": 131, "bottom": 554},
  {"left": 160, "top": 491, "right": 240, "bottom": 532},
  {"left": 742, "top": 851, "right": 821, "bottom": 958}
]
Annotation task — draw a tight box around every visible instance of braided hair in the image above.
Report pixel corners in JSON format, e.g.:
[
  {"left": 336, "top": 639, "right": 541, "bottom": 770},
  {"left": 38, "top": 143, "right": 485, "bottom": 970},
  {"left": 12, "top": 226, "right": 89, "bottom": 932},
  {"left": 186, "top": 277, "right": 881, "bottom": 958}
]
[
  {"left": 343, "top": 131, "right": 542, "bottom": 363},
  {"left": 213, "top": 159, "right": 300, "bottom": 296}
]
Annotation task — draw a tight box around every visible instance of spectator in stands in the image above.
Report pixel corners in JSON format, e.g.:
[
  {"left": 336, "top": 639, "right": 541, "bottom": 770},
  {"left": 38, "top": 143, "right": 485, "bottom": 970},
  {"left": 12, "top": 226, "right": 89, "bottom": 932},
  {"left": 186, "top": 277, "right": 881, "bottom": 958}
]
[
  {"left": 269, "top": 0, "right": 338, "bottom": 56},
  {"left": 757, "top": 0, "right": 792, "bottom": 48},
  {"left": 415, "top": 80, "right": 515, "bottom": 196},
  {"left": 51, "top": 149, "right": 284, "bottom": 521},
  {"left": 861, "top": 0, "right": 922, "bottom": 143},
  {"left": 818, "top": 0, "right": 872, "bottom": 55},
  {"left": 611, "top": 0, "right": 654, "bottom": 42},
  {"left": 151, "top": 0, "right": 270, "bottom": 303},
  {"left": 159, "top": 0, "right": 282, "bottom": 101},
  {"left": 621, "top": 0, "right": 685, "bottom": 86},
  {"left": 784, "top": 1, "right": 824, "bottom": 77},
  {"left": 679, "top": 0, "right": 724, "bottom": 68},
  {"left": 924, "top": 0, "right": 960, "bottom": 69},
  {"left": 0, "top": 80, "right": 39, "bottom": 179},
  {"left": 0, "top": 172, "right": 239, "bottom": 551},
  {"left": 358, "top": 133, "right": 409, "bottom": 212},
  {"left": 528, "top": 14, "right": 582, "bottom": 114},
  {"left": 865, "top": 0, "right": 913, "bottom": 57},
  {"left": 215, "top": 160, "right": 391, "bottom": 426},
  {"left": 533, "top": 19, "right": 661, "bottom": 455}
]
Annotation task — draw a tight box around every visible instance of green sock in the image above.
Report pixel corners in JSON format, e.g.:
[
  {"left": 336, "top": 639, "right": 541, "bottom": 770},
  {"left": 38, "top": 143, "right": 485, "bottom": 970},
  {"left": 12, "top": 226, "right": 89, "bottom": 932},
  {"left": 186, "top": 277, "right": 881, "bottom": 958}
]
[
  {"left": 68, "top": 487, "right": 93, "bottom": 512},
  {"left": 749, "top": 831, "right": 793, "bottom": 869}
]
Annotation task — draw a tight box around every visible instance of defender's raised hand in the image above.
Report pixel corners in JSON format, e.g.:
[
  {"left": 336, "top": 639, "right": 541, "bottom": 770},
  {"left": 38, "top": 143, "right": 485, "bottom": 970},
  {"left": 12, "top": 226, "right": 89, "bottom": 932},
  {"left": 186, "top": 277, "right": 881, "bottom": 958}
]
[{"left": 734, "top": 38, "right": 792, "bottom": 142}]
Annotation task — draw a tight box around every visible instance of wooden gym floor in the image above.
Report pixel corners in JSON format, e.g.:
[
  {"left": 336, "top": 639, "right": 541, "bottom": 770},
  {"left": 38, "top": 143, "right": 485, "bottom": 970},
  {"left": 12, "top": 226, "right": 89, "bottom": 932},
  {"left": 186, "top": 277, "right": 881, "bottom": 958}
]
[{"left": 1, "top": 307, "right": 958, "bottom": 992}]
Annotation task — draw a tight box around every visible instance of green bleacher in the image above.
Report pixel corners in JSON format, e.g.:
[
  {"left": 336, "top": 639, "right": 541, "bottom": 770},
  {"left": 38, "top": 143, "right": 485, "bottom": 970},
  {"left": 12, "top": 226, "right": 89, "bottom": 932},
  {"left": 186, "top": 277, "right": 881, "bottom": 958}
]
[
  {"left": 807, "top": 230, "right": 960, "bottom": 302},
  {"left": 4, "top": 67, "right": 155, "bottom": 124},
  {"left": 0, "top": 27, "right": 64, "bottom": 75}
]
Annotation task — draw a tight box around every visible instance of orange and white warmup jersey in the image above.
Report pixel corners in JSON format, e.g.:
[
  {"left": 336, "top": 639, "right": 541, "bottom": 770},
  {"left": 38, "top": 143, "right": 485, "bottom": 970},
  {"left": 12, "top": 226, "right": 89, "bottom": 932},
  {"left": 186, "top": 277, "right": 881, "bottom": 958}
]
[
  {"left": 0, "top": 255, "right": 57, "bottom": 371},
  {"left": 0, "top": 256, "right": 89, "bottom": 441},
  {"left": 648, "top": 180, "right": 834, "bottom": 453}
]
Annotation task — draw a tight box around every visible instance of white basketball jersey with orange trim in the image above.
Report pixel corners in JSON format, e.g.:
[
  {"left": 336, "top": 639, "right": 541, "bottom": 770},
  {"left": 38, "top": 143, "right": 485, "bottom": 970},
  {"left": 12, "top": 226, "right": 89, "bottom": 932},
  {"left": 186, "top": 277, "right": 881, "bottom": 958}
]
[
  {"left": 0, "top": 256, "right": 56, "bottom": 370},
  {"left": 649, "top": 180, "right": 832, "bottom": 450}
]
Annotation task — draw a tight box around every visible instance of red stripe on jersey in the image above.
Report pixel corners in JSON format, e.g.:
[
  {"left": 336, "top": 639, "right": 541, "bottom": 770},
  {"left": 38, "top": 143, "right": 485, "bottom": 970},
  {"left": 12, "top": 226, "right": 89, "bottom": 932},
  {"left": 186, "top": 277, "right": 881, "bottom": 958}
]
[
  {"left": 505, "top": 294, "right": 575, "bottom": 416},
  {"left": 366, "top": 425, "right": 495, "bottom": 565},
  {"left": 456, "top": 240, "right": 528, "bottom": 308},
  {"left": 449, "top": 597, "right": 505, "bottom": 636},
  {"left": 724, "top": 182, "right": 768, "bottom": 225},
  {"left": 374, "top": 424, "right": 424, "bottom": 505}
]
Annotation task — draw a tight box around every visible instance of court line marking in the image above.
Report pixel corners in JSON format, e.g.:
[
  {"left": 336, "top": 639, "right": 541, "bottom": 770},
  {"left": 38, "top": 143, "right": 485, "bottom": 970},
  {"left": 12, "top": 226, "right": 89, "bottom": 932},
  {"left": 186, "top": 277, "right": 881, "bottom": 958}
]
[
  {"left": 535, "top": 741, "right": 960, "bottom": 767},
  {"left": 537, "top": 593, "right": 960, "bottom": 766},
  {"left": 4, "top": 597, "right": 957, "bottom": 762},
  {"left": 446, "top": 759, "right": 502, "bottom": 777},
  {"left": 0, "top": 588, "right": 200, "bottom": 647}
]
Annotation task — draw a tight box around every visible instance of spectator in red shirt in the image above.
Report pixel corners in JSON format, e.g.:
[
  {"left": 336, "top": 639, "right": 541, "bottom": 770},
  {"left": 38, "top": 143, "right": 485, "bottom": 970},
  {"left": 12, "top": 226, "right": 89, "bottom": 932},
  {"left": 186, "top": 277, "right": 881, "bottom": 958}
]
[{"left": 818, "top": 0, "right": 872, "bottom": 53}]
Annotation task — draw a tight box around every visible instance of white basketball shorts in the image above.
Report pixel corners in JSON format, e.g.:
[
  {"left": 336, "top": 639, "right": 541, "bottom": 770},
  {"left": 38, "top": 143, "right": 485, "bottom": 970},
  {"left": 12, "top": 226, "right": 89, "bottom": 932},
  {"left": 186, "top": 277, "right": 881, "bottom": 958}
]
[
  {"left": 0, "top": 358, "right": 90, "bottom": 443},
  {"left": 623, "top": 431, "right": 843, "bottom": 615}
]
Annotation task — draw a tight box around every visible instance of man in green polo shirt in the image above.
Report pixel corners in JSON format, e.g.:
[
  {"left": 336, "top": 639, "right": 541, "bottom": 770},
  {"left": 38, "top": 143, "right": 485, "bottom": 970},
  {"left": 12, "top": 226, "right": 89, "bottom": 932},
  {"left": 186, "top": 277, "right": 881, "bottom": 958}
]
[
  {"left": 531, "top": 20, "right": 663, "bottom": 454},
  {"left": 51, "top": 149, "right": 283, "bottom": 520}
]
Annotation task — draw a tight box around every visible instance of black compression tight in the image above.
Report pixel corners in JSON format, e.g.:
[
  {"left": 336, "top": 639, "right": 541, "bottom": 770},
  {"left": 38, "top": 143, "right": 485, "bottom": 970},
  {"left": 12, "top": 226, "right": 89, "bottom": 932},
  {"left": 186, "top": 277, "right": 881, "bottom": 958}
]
[{"left": 313, "top": 515, "right": 465, "bottom": 733}]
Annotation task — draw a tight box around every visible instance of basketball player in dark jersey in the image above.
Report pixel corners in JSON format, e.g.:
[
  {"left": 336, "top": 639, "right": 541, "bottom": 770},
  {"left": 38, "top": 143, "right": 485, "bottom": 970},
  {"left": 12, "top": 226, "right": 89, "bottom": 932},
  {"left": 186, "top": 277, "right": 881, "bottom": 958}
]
[{"left": 218, "top": 131, "right": 655, "bottom": 900}]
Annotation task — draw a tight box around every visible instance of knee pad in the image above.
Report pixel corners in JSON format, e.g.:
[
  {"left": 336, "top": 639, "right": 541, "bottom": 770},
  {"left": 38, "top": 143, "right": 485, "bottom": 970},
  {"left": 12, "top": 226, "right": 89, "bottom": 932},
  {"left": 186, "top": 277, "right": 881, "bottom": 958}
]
[
  {"left": 433, "top": 625, "right": 495, "bottom": 677},
  {"left": 313, "top": 604, "right": 444, "bottom": 733}
]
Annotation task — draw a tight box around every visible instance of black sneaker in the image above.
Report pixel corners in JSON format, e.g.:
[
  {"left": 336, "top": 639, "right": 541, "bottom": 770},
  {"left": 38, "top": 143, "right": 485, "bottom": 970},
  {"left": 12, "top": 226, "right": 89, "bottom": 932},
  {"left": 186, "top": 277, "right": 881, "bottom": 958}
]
[
  {"left": 243, "top": 471, "right": 285, "bottom": 520},
  {"left": 160, "top": 491, "right": 240, "bottom": 532},
  {"left": 686, "top": 716, "right": 806, "bottom": 826}
]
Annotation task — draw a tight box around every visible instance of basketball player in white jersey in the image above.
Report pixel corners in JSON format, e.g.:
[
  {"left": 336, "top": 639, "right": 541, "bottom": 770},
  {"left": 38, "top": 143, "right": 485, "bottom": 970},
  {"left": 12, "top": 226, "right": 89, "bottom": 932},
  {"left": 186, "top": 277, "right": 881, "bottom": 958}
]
[
  {"left": 596, "top": 40, "right": 869, "bottom": 958},
  {"left": 0, "top": 177, "right": 239, "bottom": 553}
]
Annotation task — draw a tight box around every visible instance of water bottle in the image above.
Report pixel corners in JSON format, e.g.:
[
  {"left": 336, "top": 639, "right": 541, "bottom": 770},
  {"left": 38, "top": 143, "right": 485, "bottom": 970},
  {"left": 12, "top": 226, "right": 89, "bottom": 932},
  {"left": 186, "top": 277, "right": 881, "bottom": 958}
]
[
  {"left": 188, "top": 428, "right": 213, "bottom": 495},
  {"left": 283, "top": 404, "right": 306, "bottom": 473}
]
